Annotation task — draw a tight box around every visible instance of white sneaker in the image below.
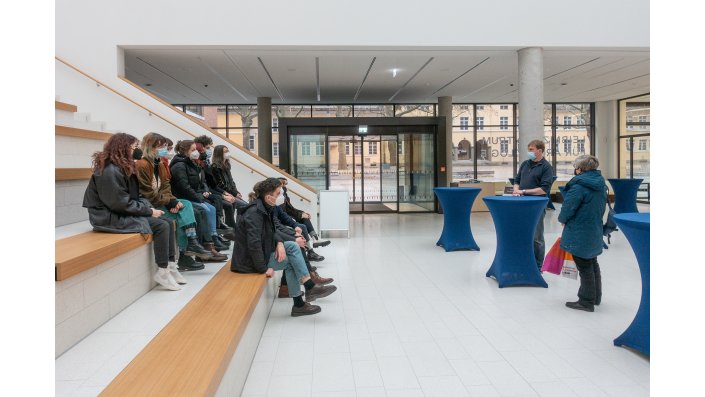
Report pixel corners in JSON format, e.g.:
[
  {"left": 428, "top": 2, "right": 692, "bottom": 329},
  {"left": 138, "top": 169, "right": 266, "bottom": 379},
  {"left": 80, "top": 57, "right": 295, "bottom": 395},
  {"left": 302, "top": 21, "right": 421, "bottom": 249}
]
[
  {"left": 168, "top": 262, "right": 187, "bottom": 285},
  {"left": 154, "top": 267, "right": 181, "bottom": 291}
]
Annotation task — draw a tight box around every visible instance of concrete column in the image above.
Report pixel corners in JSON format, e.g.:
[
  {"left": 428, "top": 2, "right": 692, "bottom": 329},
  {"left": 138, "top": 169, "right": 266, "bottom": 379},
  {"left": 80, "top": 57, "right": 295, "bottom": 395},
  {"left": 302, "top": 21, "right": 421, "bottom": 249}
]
[
  {"left": 517, "top": 47, "right": 544, "bottom": 162},
  {"left": 438, "top": 96, "right": 453, "bottom": 186},
  {"left": 257, "top": 97, "right": 272, "bottom": 162},
  {"left": 595, "top": 100, "right": 619, "bottom": 179}
]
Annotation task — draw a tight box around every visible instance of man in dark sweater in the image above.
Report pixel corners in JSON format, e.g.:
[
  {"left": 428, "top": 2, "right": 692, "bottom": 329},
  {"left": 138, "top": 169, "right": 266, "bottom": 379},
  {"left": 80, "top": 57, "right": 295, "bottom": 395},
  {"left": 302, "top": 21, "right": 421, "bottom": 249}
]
[
  {"left": 513, "top": 139, "right": 555, "bottom": 269},
  {"left": 231, "top": 177, "right": 337, "bottom": 317}
]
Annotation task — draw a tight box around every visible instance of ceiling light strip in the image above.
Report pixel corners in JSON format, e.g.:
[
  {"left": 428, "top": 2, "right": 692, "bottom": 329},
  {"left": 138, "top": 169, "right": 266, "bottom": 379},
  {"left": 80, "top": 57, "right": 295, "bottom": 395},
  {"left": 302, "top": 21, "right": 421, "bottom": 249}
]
[
  {"left": 583, "top": 73, "right": 650, "bottom": 93},
  {"left": 544, "top": 57, "right": 600, "bottom": 80},
  {"left": 354, "top": 57, "right": 376, "bottom": 102},
  {"left": 457, "top": 76, "right": 508, "bottom": 100},
  {"left": 199, "top": 57, "right": 249, "bottom": 101},
  {"left": 257, "top": 57, "right": 285, "bottom": 101},
  {"left": 316, "top": 57, "right": 321, "bottom": 102},
  {"left": 388, "top": 57, "right": 435, "bottom": 102},
  {"left": 136, "top": 56, "right": 211, "bottom": 101},
  {"left": 224, "top": 51, "right": 261, "bottom": 97},
  {"left": 430, "top": 57, "right": 490, "bottom": 96}
]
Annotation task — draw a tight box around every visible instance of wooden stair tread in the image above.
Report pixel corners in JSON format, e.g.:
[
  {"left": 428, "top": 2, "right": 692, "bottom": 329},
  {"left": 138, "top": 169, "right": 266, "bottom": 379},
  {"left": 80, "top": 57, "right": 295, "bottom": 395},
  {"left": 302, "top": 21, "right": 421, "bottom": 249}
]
[
  {"left": 55, "top": 232, "right": 152, "bottom": 281},
  {"left": 56, "top": 168, "right": 93, "bottom": 181},
  {"left": 100, "top": 266, "right": 266, "bottom": 397},
  {"left": 55, "top": 100, "right": 78, "bottom": 112},
  {"left": 56, "top": 125, "right": 112, "bottom": 141}
]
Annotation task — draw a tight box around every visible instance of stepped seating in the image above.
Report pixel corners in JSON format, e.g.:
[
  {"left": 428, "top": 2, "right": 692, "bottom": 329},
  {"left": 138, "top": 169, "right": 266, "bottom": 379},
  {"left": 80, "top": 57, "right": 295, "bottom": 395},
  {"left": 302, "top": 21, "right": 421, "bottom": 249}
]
[{"left": 101, "top": 266, "right": 273, "bottom": 396}]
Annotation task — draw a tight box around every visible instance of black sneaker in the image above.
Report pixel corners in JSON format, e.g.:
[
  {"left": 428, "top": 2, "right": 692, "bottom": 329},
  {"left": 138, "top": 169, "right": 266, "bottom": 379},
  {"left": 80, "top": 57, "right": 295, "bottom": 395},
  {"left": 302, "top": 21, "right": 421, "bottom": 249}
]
[
  {"left": 565, "top": 301, "right": 594, "bottom": 312},
  {"left": 307, "top": 249, "right": 325, "bottom": 262},
  {"left": 305, "top": 284, "right": 337, "bottom": 302},
  {"left": 291, "top": 302, "right": 321, "bottom": 317},
  {"left": 177, "top": 255, "right": 205, "bottom": 271},
  {"left": 312, "top": 240, "right": 331, "bottom": 248},
  {"left": 185, "top": 238, "right": 210, "bottom": 256}
]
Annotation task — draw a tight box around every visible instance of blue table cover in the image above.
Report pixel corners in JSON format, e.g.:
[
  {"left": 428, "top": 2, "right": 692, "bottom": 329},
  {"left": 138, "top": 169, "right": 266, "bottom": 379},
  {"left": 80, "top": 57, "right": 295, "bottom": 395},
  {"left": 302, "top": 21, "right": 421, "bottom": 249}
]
[
  {"left": 608, "top": 178, "right": 643, "bottom": 214},
  {"left": 433, "top": 187, "right": 481, "bottom": 252},
  {"left": 613, "top": 213, "right": 650, "bottom": 356},
  {"left": 483, "top": 196, "right": 549, "bottom": 288}
]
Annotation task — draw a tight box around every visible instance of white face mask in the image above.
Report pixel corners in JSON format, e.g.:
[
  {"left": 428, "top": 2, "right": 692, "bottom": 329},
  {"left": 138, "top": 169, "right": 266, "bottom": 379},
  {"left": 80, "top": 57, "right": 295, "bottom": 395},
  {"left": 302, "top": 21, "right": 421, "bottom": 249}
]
[
  {"left": 206, "top": 148, "right": 214, "bottom": 159},
  {"left": 275, "top": 194, "right": 285, "bottom": 206},
  {"left": 189, "top": 150, "right": 200, "bottom": 160}
]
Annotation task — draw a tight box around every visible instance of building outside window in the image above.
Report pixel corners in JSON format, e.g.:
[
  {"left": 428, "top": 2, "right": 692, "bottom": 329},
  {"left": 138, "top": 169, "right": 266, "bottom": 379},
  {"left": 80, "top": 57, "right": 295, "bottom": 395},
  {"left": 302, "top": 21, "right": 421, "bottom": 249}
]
[
  {"left": 368, "top": 141, "right": 378, "bottom": 155},
  {"left": 460, "top": 116, "right": 469, "bottom": 131},
  {"left": 563, "top": 138, "right": 572, "bottom": 154},
  {"left": 315, "top": 142, "right": 324, "bottom": 156},
  {"left": 500, "top": 105, "right": 508, "bottom": 110},
  {"left": 500, "top": 138, "right": 508, "bottom": 155},
  {"left": 639, "top": 115, "right": 647, "bottom": 129},
  {"left": 477, "top": 117, "right": 484, "bottom": 130},
  {"left": 354, "top": 142, "right": 362, "bottom": 155},
  {"left": 477, "top": 105, "right": 484, "bottom": 110},
  {"left": 577, "top": 139, "right": 585, "bottom": 154},
  {"left": 273, "top": 118, "right": 278, "bottom": 132},
  {"left": 302, "top": 142, "right": 311, "bottom": 156},
  {"left": 248, "top": 135, "right": 256, "bottom": 151},
  {"left": 563, "top": 116, "right": 572, "bottom": 129},
  {"left": 500, "top": 116, "right": 508, "bottom": 130},
  {"left": 638, "top": 139, "right": 647, "bottom": 151},
  {"left": 626, "top": 139, "right": 633, "bottom": 151},
  {"left": 345, "top": 143, "right": 350, "bottom": 155},
  {"left": 273, "top": 142, "right": 279, "bottom": 157}
]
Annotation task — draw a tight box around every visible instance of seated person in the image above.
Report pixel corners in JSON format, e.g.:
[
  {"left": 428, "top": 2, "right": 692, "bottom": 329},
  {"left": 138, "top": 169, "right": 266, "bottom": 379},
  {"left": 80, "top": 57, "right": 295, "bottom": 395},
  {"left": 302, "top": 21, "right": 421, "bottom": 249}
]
[
  {"left": 279, "top": 177, "right": 330, "bottom": 248},
  {"left": 83, "top": 133, "right": 181, "bottom": 291},
  {"left": 169, "top": 140, "right": 229, "bottom": 259},
  {"left": 194, "top": 140, "right": 236, "bottom": 238},
  {"left": 211, "top": 144, "right": 248, "bottom": 212},
  {"left": 272, "top": 196, "right": 326, "bottom": 262},
  {"left": 232, "top": 178, "right": 337, "bottom": 317},
  {"left": 135, "top": 132, "right": 211, "bottom": 271}
]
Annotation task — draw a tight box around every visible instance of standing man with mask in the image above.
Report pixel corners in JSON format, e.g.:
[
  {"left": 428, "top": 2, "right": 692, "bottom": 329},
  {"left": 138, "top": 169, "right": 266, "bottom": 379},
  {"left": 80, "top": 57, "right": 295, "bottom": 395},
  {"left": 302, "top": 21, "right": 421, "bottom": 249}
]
[{"left": 513, "top": 139, "right": 554, "bottom": 270}]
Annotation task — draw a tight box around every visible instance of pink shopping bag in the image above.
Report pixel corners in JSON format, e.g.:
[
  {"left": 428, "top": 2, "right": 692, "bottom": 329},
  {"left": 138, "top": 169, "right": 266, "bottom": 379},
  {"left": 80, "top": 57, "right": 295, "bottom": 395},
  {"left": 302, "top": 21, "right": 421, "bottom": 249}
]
[{"left": 541, "top": 237, "right": 567, "bottom": 275}]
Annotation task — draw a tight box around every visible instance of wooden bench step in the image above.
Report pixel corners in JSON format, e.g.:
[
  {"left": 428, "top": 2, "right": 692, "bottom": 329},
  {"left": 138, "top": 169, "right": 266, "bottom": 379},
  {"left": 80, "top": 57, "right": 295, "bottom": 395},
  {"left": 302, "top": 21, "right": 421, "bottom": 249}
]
[
  {"left": 55, "top": 100, "right": 78, "bottom": 112},
  {"left": 56, "top": 125, "right": 112, "bottom": 141},
  {"left": 56, "top": 168, "right": 93, "bottom": 181},
  {"left": 101, "top": 266, "right": 266, "bottom": 397},
  {"left": 55, "top": 232, "right": 152, "bottom": 280}
]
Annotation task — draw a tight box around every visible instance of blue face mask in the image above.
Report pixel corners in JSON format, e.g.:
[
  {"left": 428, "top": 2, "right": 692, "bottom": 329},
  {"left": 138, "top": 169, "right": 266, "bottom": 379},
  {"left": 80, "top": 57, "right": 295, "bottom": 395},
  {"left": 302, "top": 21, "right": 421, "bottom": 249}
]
[
  {"left": 157, "top": 148, "right": 169, "bottom": 158},
  {"left": 527, "top": 151, "right": 536, "bottom": 161}
]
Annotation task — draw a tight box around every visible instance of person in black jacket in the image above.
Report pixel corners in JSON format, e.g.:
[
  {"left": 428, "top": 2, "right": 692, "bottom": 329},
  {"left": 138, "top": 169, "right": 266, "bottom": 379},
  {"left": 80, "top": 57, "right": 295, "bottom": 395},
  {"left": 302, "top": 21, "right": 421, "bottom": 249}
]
[
  {"left": 278, "top": 177, "right": 331, "bottom": 250},
  {"left": 169, "top": 140, "right": 229, "bottom": 259},
  {"left": 211, "top": 145, "right": 249, "bottom": 214},
  {"left": 83, "top": 133, "right": 180, "bottom": 291},
  {"left": 232, "top": 178, "right": 337, "bottom": 317}
]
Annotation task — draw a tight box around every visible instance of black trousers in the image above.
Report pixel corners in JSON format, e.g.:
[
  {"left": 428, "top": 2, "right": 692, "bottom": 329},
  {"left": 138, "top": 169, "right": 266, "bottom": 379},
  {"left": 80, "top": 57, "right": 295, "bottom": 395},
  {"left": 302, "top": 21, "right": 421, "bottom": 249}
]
[
  {"left": 191, "top": 204, "right": 213, "bottom": 243},
  {"left": 573, "top": 255, "right": 602, "bottom": 307},
  {"left": 147, "top": 216, "right": 176, "bottom": 268},
  {"left": 207, "top": 193, "right": 236, "bottom": 228}
]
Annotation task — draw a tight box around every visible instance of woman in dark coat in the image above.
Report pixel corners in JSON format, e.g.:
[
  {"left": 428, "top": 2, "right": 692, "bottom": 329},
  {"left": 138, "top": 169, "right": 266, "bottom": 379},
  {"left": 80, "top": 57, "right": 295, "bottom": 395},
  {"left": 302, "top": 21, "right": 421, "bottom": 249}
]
[
  {"left": 82, "top": 132, "right": 181, "bottom": 291},
  {"left": 558, "top": 155, "right": 608, "bottom": 312}
]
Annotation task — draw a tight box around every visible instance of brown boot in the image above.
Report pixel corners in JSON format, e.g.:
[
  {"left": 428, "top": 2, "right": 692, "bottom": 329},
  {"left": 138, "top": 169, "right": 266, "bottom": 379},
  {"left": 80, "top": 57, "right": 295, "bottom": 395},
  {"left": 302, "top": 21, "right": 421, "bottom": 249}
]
[
  {"left": 310, "top": 271, "right": 333, "bottom": 286},
  {"left": 203, "top": 242, "right": 228, "bottom": 261},
  {"left": 305, "top": 284, "right": 337, "bottom": 302},
  {"left": 291, "top": 302, "right": 321, "bottom": 317},
  {"left": 278, "top": 284, "right": 289, "bottom": 298}
]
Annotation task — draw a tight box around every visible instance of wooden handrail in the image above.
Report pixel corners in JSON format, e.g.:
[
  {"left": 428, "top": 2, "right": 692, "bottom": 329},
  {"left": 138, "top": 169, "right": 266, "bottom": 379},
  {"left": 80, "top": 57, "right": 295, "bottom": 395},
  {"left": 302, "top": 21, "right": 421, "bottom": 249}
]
[{"left": 54, "top": 56, "right": 316, "bottom": 198}]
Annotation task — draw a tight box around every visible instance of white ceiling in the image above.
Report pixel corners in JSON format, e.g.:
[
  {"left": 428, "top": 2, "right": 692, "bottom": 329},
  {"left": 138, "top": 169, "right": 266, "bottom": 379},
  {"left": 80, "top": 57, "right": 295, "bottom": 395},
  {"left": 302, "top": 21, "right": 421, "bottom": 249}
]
[{"left": 123, "top": 48, "right": 650, "bottom": 105}]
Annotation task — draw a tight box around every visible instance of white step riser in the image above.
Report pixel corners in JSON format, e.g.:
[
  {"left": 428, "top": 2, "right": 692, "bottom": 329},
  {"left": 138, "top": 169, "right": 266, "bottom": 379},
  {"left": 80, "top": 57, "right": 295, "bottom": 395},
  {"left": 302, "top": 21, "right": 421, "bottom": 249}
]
[
  {"left": 56, "top": 181, "right": 89, "bottom": 226},
  {"left": 55, "top": 245, "right": 155, "bottom": 357},
  {"left": 55, "top": 136, "right": 104, "bottom": 168},
  {"left": 55, "top": 111, "right": 106, "bottom": 131}
]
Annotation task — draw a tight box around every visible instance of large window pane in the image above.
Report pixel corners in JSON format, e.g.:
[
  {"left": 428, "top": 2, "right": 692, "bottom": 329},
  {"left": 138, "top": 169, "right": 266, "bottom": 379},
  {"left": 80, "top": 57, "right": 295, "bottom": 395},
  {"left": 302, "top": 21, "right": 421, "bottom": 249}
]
[
  {"left": 619, "top": 137, "right": 633, "bottom": 179},
  {"left": 201, "top": 105, "right": 227, "bottom": 128},
  {"left": 452, "top": 104, "right": 474, "bottom": 125},
  {"left": 476, "top": 126, "right": 515, "bottom": 182},
  {"left": 227, "top": 105, "right": 257, "bottom": 128},
  {"left": 555, "top": 126, "right": 592, "bottom": 181},
  {"left": 620, "top": 95, "right": 650, "bottom": 136},
  {"left": 312, "top": 105, "right": 352, "bottom": 117},
  {"left": 289, "top": 134, "right": 327, "bottom": 191},
  {"left": 353, "top": 104, "right": 394, "bottom": 117},
  {"left": 273, "top": 105, "right": 311, "bottom": 118},
  {"left": 395, "top": 104, "right": 435, "bottom": 117},
  {"left": 476, "top": 104, "right": 514, "bottom": 126}
]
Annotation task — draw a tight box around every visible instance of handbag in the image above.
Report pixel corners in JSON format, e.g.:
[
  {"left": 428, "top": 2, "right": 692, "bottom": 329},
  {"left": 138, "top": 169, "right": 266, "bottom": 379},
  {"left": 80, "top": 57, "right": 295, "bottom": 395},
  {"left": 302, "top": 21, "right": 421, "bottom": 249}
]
[
  {"left": 560, "top": 252, "right": 579, "bottom": 280},
  {"left": 541, "top": 238, "right": 568, "bottom": 275}
]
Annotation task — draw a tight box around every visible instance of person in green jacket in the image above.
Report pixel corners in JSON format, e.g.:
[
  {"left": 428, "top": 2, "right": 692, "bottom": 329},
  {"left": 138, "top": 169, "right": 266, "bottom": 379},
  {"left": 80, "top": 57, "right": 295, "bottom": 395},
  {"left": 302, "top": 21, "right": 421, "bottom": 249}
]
[{"left": 558, "top": 155, "right": 607, "bottom": 312}]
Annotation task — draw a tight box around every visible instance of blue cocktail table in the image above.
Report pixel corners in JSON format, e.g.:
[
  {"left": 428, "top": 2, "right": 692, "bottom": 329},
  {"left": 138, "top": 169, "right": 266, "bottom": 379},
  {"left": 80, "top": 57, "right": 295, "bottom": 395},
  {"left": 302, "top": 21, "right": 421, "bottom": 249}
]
[
  {"left": 433, "top": 187, "right": 481, "bottom": 252},
  {"left": 608, "top": 178, "right": 643, "bottom": 214},
  {"left": 613, "top": 213, "right": 650, "bottom": 356},
  {"left": 483, "top": 196, "right": 549, "bottom": 288}
]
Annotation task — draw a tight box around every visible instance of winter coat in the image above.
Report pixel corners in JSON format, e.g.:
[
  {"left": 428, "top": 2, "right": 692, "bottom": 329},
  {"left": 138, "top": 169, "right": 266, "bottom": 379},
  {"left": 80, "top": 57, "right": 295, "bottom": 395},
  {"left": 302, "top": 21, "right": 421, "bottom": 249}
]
[
  {"left": 282, "top": 187, "right": 304, "bottom": 221},
  {"left": 169, "top": 154, "right": 209, "bottom": 203},
  {"left": 558, "top": 170, "right": 608, "bottom": 259},
  {"left": 211, "top": 163, "right": 240, "bottom": 197},
  {"left": 135, "top": 158, "right": 178, "bottom": 209},
  {"left": 231, "top": 199, "right": 284, "bottom": 274},
  {"left": 82, "top": 162, "right": 153, "bottom": 234}
]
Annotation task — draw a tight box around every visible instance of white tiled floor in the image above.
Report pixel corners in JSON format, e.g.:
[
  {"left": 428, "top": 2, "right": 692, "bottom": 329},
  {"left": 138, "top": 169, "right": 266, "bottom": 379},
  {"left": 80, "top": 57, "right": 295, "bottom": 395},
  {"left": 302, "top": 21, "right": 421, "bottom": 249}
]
[{"left": 242, "top": 203, "right": 650, "bottom": 397}]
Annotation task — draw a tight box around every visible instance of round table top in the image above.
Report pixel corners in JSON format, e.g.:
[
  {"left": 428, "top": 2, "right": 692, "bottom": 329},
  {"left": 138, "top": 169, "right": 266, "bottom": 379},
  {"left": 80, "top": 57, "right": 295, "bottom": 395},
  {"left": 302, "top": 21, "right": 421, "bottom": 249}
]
[
  {"left": 607, "top": 178, "right": 644, "bottom": 184},
  {"left": 613, "top": 212, "right": 650, "bottom": 225},
  {"left": 433, "top": 186, "right": 481, "bottom": 192},
  {"left": 483, "top": 196, "right": 548, "bottom": 203}
]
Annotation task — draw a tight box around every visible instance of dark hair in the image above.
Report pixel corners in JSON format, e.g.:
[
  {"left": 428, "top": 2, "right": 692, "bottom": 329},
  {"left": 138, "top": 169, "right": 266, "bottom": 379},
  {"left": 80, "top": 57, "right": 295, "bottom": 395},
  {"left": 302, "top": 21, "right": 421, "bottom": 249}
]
[
  {"left": 165, "top": 137, "right": 173, "bottom": 148},
  {"left": 92, "top": 132, "right": 139, "bottom": 175},
  {"left": 278, "top": 177, "right": 287, "bottom": 182},
  {"left": 175, "top": 140, "right": 195, "bottom": 156},
  {"left": 254, "top": 177, "right": 282, "bottom": 198},
  {"left": 193, "top": 142, "right": 206, "bottom": 167},
  {"left": 194, "top": 135, "right": 213, "bottom": 147},
  {"left": 140, "top": 132, "right": 167, "bottom": 161},
  {"left": 528, "top": 139, "right": 545, "bottom": 151},
  {"left": 212, "top": 145, "right": 230, "bottom": 170}
]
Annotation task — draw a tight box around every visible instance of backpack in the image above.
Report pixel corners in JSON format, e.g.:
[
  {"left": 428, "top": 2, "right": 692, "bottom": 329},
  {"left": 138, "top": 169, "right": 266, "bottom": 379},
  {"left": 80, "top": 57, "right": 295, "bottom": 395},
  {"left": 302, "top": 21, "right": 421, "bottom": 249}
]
[{"left": 603, "top": 186, "right": 618, "bottom": 247}]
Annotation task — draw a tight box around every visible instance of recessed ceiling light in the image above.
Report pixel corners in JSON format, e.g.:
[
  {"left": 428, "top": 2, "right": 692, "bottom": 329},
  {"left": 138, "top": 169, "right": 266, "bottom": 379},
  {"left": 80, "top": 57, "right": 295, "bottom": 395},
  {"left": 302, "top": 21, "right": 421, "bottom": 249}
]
[
  {"left": 145, "top": 83, "right": 152, "bottom": 87},
  {"left": 561, "top": 83, "right": 567, "bottom": 86},
  {"left": 392, "top": 68, "right": 398, "bottom": 78},
  {"left": 509, "top": 83, "right": 514, "bottom": 87},
  {"left": 204, "top": 84, "right": 209, "bottom": 87}
]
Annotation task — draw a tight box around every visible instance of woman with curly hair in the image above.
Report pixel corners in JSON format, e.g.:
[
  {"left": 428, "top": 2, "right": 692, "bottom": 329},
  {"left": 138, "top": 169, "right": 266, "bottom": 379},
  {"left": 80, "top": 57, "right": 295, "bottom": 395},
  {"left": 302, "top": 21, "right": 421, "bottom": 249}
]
[{"left": 82, "top": 133, "right": 181, "bottom": 291}]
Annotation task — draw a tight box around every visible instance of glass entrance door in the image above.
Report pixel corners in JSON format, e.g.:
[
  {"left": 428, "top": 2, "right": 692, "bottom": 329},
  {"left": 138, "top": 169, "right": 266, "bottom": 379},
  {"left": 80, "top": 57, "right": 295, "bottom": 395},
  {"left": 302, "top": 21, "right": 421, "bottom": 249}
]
[
  {"left": 398, "top": 133, "right": 435, "bottom": 212},
  {"left": 360, "top": 135, "right": 397, "bottom": 212}
]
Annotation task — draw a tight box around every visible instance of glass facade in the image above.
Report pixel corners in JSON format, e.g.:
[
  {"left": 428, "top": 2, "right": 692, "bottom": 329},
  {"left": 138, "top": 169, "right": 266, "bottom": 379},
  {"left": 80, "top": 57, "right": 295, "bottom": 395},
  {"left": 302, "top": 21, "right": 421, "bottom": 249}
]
[{"left": 618, "top": 94, "right": 650, "bottom": 202}]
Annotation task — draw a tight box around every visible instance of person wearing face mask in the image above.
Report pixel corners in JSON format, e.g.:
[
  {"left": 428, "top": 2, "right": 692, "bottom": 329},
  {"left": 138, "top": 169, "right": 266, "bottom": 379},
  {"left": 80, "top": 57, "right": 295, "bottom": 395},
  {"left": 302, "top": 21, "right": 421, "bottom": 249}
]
[
  {"left": 559, "top": 155, "right": 607, "bottom": 312},
  {"left": 232, "top": 177, "right": 337, "bottom": 317},
  {"left": 278, "top": 177, "right": 331, "bottom": 249},
  {"left": 193, "top": 141, "right": 236, "bottom": 238},
  {"left": 135, "top": 133, "right": 212, "bottom": 272},
  {"left": 160, "top": 137, "right": 175, "bottom": 179},
  {"left": 512, "top": 139, "right": 555, "bottom": 270},
  {"left": 169, "top": 140, "right": 229, "bottom": 260}
]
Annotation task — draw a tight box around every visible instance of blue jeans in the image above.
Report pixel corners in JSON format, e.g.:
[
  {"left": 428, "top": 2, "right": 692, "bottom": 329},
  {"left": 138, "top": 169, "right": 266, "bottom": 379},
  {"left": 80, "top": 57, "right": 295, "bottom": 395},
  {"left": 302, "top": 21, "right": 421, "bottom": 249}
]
[
  {"left": 193, "top": 201, "right": 217, "bottom": 235},
  {"left": 296, "top": 223, "right": 310, "bottom": 242},
  {"left": 267, "top": 241, "right": 310, "bottom": 298}
]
